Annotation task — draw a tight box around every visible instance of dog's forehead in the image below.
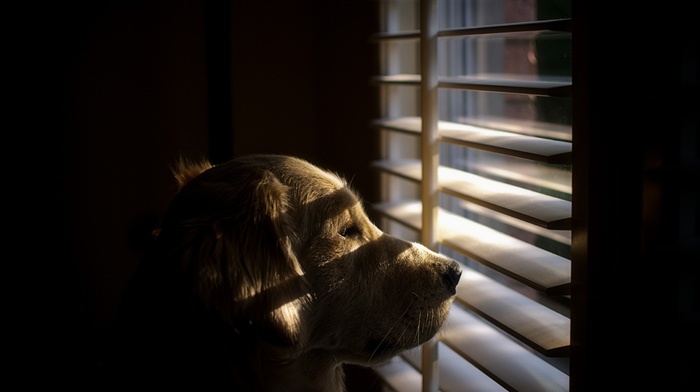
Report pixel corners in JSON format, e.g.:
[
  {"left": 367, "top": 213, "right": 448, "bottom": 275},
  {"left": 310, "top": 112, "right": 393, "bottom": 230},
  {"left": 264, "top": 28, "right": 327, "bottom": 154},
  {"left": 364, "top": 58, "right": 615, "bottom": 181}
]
[
  {"left": 278, "top": 159, "right": 364, "bottom": 214},
  {"left": 310, "top": 167, "right": 346, "bottom": 190},
  {"left": 281, "top": 158, "right": 346, "bottom": 192},
  {"left": 300, "top": 171, "right": 357, "bottom": 205}
]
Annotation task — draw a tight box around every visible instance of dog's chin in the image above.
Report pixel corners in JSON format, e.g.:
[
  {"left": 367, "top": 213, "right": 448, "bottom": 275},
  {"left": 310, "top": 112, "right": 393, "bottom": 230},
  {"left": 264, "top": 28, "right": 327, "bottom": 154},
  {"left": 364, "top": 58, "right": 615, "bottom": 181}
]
[
  {"left": 358, "top": 300, "right": 455, "bottom": 363},
  {"left": 362, "top": 338, "right": 409, "bottom": 363}
]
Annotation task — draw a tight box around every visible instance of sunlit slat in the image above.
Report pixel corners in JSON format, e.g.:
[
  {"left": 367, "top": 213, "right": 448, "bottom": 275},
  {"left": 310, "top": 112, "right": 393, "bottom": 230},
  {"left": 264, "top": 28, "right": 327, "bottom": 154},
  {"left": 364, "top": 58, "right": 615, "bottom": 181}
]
[
  {"left": 372, "top": 74, "right": 572, "bottom": 97},
  {"left": 372, "top": 74, "right": 421, "bottom": 86},
  {"left": 373, "top": 200, "right": 571, "bottom": 295},
  {"left": 455, "top": 267, "right": 570, "bottom": 356},
  {"left": 470, "top": 161, "right": 572, "bottom": 196},
  {"left": 373, "top": 159, "right": 571, "bottom": 229},
  {"left": 441, "top": 211, "right": 571, "bottom": 296},
  {"left": 460, "top": 116, "right": 571, "bottom": 142},
  {"left": 372, "top": 116, "right": 572, "bottom": 163},
  {"left": 439, "top": 75, "right": 571, "bottom": 97},
  {"left": 461, "top": 202, "right": 571, "bottom": 246},
  {"left": 442, "top": 308, "right": 569, "bottom": 391}
]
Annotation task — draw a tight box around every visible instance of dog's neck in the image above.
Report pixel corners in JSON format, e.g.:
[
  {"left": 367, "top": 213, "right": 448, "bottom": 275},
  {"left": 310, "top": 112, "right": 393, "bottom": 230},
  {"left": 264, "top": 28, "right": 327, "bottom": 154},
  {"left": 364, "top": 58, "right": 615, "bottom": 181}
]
[
  {"left": 262, "top": 354, "right": 345, "bottom": 392},
  {"left": 231, "top": 338, "right": 346, "bottom": 392}
]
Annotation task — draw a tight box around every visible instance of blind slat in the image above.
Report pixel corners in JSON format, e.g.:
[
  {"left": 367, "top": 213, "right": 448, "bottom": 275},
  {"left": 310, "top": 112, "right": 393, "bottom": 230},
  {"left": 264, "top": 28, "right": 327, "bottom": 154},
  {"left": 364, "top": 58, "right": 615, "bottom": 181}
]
[
  {"left": 464, "top": 116, "right": 571, "bottom": 142},
  {"left": 438, "top": 18, "right": 572, "bottom": 38},
  {"left": 442, "top": 308, "right": 569, "bottom": 391},
  {"left": 371, "top": 18, "right": 571, "bottom": 41},
  {"left": 373, "top": 116, "right": 572, "bottom": 163},
  {"left": 373, "top": 74, "right": 572, "bottom": 97},
  {"left": 373, "top": 159, "right": 572, "bottom": 229},
  {"left": 439, "top": 75, "right": 572, "bottom": 97},
  {"left": 442, "top": 211, "right": 571, "bottom": 296},
  {"left": 461, "top": 202, "right": 571, "bottom": 246},
  {"left": 374, "top": 200, "right": 571, "bottom": 295},
  {"left": 373, "top": 73, "right": 421, "bottom": 85},
  {"left": 455, "top": 268, "right": 570, "bottom": 356}
]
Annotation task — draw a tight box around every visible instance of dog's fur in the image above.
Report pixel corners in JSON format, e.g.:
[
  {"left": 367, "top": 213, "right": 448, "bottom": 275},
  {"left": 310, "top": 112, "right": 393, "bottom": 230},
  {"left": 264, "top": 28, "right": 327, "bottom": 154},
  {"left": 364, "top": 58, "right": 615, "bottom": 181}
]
[{"left": 105, "top": 155, "right": 461, "bottom": 391}]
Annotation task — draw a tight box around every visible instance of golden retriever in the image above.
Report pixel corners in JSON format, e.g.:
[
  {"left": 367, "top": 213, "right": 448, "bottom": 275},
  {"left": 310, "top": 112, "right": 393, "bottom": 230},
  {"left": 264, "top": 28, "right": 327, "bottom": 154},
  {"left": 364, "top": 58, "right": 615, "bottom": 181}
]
[{"left": 105, "top": 154, "right": 461, "bottom": 391}]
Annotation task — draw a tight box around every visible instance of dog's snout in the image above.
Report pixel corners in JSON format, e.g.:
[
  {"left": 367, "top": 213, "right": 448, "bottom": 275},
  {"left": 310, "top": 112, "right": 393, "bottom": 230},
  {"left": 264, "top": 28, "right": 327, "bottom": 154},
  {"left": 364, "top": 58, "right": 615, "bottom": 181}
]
[{"left": 441, "top": 260, "right": 462, "bottom": 295}]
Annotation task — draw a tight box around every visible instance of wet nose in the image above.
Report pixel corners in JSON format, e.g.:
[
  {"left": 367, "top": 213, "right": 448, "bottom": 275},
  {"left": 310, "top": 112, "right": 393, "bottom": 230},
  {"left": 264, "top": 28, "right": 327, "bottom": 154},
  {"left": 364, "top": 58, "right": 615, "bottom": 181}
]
[{"left": 442, "top": 260, "right": 462, "bottom": 295}]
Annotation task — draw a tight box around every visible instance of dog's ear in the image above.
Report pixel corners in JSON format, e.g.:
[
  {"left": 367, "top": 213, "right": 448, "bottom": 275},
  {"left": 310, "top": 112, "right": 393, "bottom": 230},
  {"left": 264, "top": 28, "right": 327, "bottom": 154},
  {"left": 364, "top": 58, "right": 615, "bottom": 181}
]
[
  {"left": 186, "top": 167, "right": 310, "bottom": 347},
  {"left": 172, "top": 158, "right": 213, "bottom": 190},
  {"left": 151, "top": 158, "right": 213, "bottom": 239},
  {"left": 239, "top": 170, "right": 309, "bottom": 345}
]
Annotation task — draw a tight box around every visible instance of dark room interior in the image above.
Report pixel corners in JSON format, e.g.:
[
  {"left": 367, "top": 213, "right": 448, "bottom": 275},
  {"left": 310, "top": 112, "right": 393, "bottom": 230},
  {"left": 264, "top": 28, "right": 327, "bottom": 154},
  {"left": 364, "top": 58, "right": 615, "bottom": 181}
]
[{"left": 11, "top": 0, "right": 698, "bottom": 390}]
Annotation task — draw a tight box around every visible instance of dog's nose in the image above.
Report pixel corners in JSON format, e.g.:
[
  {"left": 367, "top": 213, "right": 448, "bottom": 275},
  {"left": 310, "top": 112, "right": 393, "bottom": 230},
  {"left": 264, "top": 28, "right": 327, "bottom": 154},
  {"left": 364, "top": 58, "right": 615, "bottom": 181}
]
[{"left": 442, "top": 260, "right": 462, "bottom": 295}]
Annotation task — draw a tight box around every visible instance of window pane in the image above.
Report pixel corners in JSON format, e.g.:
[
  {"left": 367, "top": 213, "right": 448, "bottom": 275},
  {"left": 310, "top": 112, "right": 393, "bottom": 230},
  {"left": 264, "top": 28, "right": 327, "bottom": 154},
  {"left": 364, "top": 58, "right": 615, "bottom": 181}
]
[
  {"left": 438, "top": 0, "right": 572, "bottom": 29},
  {"left": 438, "top": 32, "right": 572, "bottom": 79}
]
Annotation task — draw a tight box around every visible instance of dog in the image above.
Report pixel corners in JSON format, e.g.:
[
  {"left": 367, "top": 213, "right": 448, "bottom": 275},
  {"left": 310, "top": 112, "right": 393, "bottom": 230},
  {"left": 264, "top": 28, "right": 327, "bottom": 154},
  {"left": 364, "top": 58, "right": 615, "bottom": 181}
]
[{"left": 104, "top": 154, "right": 461, "bottom": 391}]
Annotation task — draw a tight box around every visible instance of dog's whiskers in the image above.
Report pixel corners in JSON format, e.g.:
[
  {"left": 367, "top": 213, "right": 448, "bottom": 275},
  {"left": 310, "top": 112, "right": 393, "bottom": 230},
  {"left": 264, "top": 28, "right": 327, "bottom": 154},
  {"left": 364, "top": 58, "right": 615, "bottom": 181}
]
[
  {"left": 415, "top": 311, "right": 422, "bottom": 347},
  {"left": 367, "top": 294, "right": 417, "bottom": 364}
]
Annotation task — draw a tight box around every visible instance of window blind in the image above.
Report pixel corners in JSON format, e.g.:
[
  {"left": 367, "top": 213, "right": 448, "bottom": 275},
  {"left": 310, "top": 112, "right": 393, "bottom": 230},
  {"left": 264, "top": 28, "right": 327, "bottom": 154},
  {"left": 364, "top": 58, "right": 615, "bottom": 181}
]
[{"left": 371, "top": 0, "right": 572, "bottom": 391}]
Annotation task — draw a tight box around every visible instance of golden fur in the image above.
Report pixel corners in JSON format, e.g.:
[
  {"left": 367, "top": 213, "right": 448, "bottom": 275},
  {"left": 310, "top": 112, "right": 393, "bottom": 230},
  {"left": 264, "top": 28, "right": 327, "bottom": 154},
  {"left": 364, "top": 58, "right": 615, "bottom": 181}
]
[{"left": 105, "top": 155, "right": 461, "bottom": 391}]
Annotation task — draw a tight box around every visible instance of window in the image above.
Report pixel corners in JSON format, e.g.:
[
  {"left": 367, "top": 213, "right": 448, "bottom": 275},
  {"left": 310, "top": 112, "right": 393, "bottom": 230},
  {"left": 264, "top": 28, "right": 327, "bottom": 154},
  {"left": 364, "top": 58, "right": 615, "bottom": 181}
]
[{"left": 371, "top": 0, "right": 573, "bottom": 390}]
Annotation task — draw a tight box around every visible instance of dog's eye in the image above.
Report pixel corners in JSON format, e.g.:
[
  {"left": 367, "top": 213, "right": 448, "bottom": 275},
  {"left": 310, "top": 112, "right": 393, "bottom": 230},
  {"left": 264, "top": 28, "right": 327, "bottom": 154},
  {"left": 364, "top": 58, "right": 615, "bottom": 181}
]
[{"left": 339, "top": 224, "right": 362, "bottom": 238}]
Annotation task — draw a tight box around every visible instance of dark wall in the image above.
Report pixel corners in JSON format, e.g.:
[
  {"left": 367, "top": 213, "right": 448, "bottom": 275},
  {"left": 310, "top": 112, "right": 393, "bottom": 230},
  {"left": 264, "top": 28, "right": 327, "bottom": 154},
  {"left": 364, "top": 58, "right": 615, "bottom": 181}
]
[
  {"left": 18, "top": 1, "right": 377, "bottom": 388},
  {"left": 570, "top": 3, "right": 699, "bottom": 390},
  {"left": 229, "top": 2, "right": 380, "bottom": 194}
]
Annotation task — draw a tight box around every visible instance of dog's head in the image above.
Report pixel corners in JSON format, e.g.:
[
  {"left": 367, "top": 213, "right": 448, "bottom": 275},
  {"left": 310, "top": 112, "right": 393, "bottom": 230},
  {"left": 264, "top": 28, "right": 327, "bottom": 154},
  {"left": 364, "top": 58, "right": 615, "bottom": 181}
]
[{"left": 157, "top": 154, "right": 461, "bottom": 365}]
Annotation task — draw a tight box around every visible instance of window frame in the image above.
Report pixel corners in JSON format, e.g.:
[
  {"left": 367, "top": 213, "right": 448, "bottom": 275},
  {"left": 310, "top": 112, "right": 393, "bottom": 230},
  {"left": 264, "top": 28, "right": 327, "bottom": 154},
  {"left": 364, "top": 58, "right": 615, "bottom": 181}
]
[
  {"left": 373, "top": 0, "right": 574, "bottom": 391},
  {"left": 372, "top": 1, "right": 697, "bottom": 391}
]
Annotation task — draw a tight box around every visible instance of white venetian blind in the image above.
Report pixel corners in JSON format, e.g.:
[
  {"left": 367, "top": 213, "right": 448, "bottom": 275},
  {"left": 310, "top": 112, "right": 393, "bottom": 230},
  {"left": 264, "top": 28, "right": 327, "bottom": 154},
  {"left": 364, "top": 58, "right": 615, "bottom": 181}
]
[{"left": 371, "top": 0, "right": 572, "bottom": 391}]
